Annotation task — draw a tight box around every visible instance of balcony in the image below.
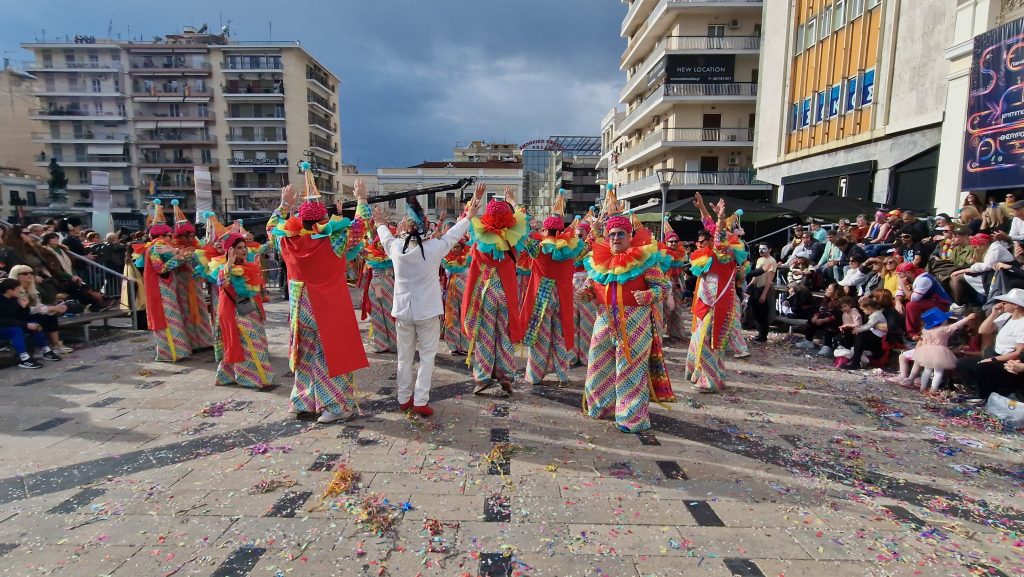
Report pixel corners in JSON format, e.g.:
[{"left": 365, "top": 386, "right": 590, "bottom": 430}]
[
  {"left": 136, "top": 133, "right": 217, "bottom": 146},
  {"left": 617, "top": 127, "right": 755, "bottom": 168},
  {"left": 30, "top": 109, "right": 126, "bottom": 121},
  {"left": 622, "top": 35, "right": 759, "bottom": 101},
  {"left": 25, "top": 61, "right": 122, "bottom": 73},
  {"left": 227, "top": 136, "right": 287, "bottom": 146},
  {"left": 308, "top": 118, "right": 336, "bottom": 134},
  {"left": 306, "top": 73, "right": 334, "bottom": 94},
  {"left": 617, "top": 170, "right": 770, "bottom": 199},
  {"left": 621, "top": 0, "right": 764, "bottom": 68},
  {"left": 65, "top": 182, "right": 134, "bottom": 192},
  {"left": 309, "top": 135, "right": 336, "bottom": 155},
  {"left": 221, "top": 60, "right": 283, "bottom": 72},
  {"left": 228, "top": 158, "right": 288, "bottom": 168},
  {"left": 129, "top": 61, "right": 212, "bottom": 74},
  {"left": 32, "top": 131, "right": 132, "bottom": 144},
  {"left": 139, "top": 158, "right": 219, "bottom": 169},
  {"left": 131, "top": 87, "right": 213, "bottom": 102},
  {"left": 307, "top": 95, "right": 336, "bottom": 115},
  {"left": 225, "top": 113, "right": 286, "bottom": 121},
  {"left": 34, "top": 155, "right": 131, "bottom": 168},
  {"left": 620, "top": 82, "right": 757, "bottom": 134},
  {"left": 34, "top": 88, "right": 124, "bottom": 97}
]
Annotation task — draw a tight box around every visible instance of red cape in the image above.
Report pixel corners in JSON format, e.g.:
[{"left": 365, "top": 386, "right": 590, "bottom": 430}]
[
  {"left": 142, "top": 245, "right": 172, "bottom": 331},
  {"left": 691, "top": 258, "right": 737, "bottom": 350},
  {"left": 217, "top": 264, "right": 266, "bottom": 365},
  {"left": 521, "top": 251, "right": 575, "bottom": 349},
  {"left": 279, "top": 233, "right": 369, "bottom": 377},
  {"left": 462, "top": 246, "right": 524, "bottom": 343}
]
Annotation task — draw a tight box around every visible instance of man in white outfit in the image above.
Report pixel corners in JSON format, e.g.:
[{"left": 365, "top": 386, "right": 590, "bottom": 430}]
[{"left": 373, "top": 183, "right": 482, "bottom": 417}]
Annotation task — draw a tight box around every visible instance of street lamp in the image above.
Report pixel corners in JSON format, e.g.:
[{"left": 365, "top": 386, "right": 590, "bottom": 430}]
[{"left": 655, "top": 168, "right": 674, "bottom": 241}]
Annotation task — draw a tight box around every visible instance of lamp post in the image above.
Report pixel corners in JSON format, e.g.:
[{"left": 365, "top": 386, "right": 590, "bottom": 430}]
[{"left": 655, "top": 168, "right": 674, "bottom": 241}]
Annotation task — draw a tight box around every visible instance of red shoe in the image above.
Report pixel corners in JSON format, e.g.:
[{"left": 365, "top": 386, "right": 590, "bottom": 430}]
[
  {"left": 399, "top": 399, "right": 413, "bottom": 411},
  {"left": 412, "top": 404, "right": 433, "bottom": 417}
]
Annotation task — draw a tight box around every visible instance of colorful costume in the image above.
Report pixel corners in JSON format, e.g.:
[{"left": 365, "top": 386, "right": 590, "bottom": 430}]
[
  {"left": 441, "top": 243, "right": 471, "bottom": 354},
  {"left": 660, "top": 233, "right": 688, "bottom": 341},
  {"left": 516, "top": 253, "right": 533, "bottom": 306},
  {"left": 200, "top": 235, "right": 274, "bottom": 389},
  {"left": 463, "top": 199, "right": 529, "bottom": 391},
  {"left": 685, "top": 227, "right": 748, "bottom": 393},
  {"left": 581, "top": 222, "right": 672, "bottom": 433},
  {"left": 361, "top": 238, "right": 398, "bottom": 353},
  {"left": 170, "top": 202, "right": 214, "bottom": 351},
  {"left": 136, "top": 203, "right": 191, "bottom": 362},
  {"left": 572, "top": 230, "right": 595, "bottom": 365},
  {"left": 521, "top": 218, "right": 584, "bottom": 385},
  {"left": 268, "top": 197, "right": 369, "bottom": 417}
]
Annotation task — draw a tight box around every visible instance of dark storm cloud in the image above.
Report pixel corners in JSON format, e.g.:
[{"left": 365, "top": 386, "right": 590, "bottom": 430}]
[{"left": 1, "top": 0, "right": 625, "bottom": 170}]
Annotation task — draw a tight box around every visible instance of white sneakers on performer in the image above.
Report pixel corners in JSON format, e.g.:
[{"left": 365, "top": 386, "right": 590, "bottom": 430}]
[{"left": 317, "top": 410, "right": 354, "bottom": 424}]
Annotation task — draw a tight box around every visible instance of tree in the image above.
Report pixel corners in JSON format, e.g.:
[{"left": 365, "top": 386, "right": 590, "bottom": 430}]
[{"left": 46, "top": 158, "right": 69, "bottom": 204}]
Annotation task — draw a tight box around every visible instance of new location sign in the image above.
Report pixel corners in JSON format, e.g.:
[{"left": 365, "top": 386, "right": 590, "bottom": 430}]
[{"left": 665, "top": 55, "right": 735, "bottom": 84}]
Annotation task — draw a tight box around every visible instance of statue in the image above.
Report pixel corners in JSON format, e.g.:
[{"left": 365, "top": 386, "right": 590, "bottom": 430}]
[{"left": 47, "top": 158, "right": 69, "bottom": 205}]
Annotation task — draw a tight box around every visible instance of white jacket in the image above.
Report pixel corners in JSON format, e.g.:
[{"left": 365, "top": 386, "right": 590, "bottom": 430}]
[{"left": 378, "top": 218, "right": 472, "bottom": 321}]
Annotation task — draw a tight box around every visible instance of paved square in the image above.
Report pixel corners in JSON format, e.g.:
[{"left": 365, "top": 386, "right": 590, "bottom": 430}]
[{"left": 0, "top": 298, "right": 1021, "bottom": 577}]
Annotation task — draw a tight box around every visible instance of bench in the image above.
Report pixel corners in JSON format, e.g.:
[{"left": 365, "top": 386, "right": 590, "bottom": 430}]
[{"left": 58, "top": 310, "right": 131, "bottom": 343}]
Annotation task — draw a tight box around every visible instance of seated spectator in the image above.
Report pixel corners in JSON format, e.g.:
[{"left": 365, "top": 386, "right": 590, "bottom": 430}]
[
  {"left": 897, "top": 232, "right": 927, "bottom": 268},
  {"left": 837, "top": 236, "right": 867, "bottom": 271},
  {"left": 962, "top": 192, "right": 985, "bottom": 215},
  {"left": 956, "top": 289, "right": 1024, "bottom": 398},
  {"left": 781, "top": 282, "right": 816, "bottom": 320},
  {"left": 796, "top": 283, "right": 845, "bottom": 356},
  {"left": 816, "top": 230, "right": 843, "bottom": 282},
  {"left": 882, "top": 256, "right": 901, "bottom": 296},
  {"left": 7, "top": 265, "right": 72, "bottom": 354},
  {"left": 849, "top": 214, "right": 871, "bottom": 243},
  {"left": 809, "top": 220, "right": 828, "bottom": 243},
  {"left": 860, "top": 258, "right": 886, "bottom": 295},
  {"left": 999, "top": 192, "right": 1017, "bottom": 219},
  {"left": 873, "top": 288, "right": 905, "bottom": 344},
  {"left": 838, "top": 254, "right": 868, "bottom": 293},
  {"left": 862, "top": 211, "right": 887, "bottom": 244},
  {"left": 900, "top": 211, "right": 930, "bottom": 243},
  {"left": 832, "top": 296, "right": 864, "bottom": 355},
  {"left": 981, "top": 205, "right": 1010, "bottom": 234},
  {"left": 896, "top": 262, "right": 951, "bottom": 338},
  {"left": 997, "top": 199, "right": 1024, "bottom": 242},
  {"left": 787, "top": 231, "right": 824, "bottom": 267},
  {"left": 0, "top": 277, "right": 61, "bottom": 368},
  {"left": 949, "top": 233, "right": 1013, "bottom": 308},
  {"left": 786, "top": 255, "right": 813, "bottom": 286},
  {"left": 837, "top": 296, "right": 888, "bottom": 370},
  {"left": 864, "top": 210, "right": 902, "bottom": 257},
  {"left": 779, "top": 226, "right": 805, "bottom": 263},
  {"left": 927, "top": 225, "right": 975, "bottom": 290},
  {"left": 959, "top": 205, "right": 983, "bottom": 234},
  {"left": 836, "top": 218, "right": 852, "bottom": 239}
]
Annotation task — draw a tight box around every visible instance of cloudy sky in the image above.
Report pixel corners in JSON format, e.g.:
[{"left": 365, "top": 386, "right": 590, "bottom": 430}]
[{"left": 1, "top": 0, "right": 626, "bottom": 171}]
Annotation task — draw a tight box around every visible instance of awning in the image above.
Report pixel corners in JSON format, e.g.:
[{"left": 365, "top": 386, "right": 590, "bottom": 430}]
[
  {"left": 134, "top": 121, "right": 157, "bottom": 129},
  {"left": 139, "top": 168, "right": 162, "bottom": 175},
  {"left": 87, "top": 144, "right": 125, "bottom": 155},
  {"left": 157, "top": 120, "right": 204, "bottom": 128}
]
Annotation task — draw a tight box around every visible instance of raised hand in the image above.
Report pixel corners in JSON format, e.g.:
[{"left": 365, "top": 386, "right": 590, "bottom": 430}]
[
  {"left": 466, "top": 195, "right": 481, "bottom": 218},
  {"left": 371, "top": 204, "right": 389, "bottom": 224},
  {"left": 280, "top": 184, "right": 296, "bottom": 210},
  {"left": 474, "top": 182, "right": 487, "bottom": 201},
  {"left": 713, "top": 198, "right": 727, "bottom": 217},
  {"left": 503, "top": 185, "right": 516, "bottom": 206},
  {"left": 354, "top": 179, "right": 368, "bottom": 202}
]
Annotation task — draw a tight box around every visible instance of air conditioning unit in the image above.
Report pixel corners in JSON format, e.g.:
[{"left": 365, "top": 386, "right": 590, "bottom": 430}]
[
  {"left": 728, "top": 19, "right": 740, "bottom": 29},
  {"left": 727, "top": 155, "right": 740, "bottom": 166}
]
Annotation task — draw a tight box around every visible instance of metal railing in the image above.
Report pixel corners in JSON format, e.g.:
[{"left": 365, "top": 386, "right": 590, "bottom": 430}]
[
  {"left": 667, "top": 35, "right": 761, "bottom": 50},
  {"left": 618, "top": 170, "right": 768, "bottom": 196},
  {"left": 32, "top": 131, "right": 132, "bottom": 141},
  {"left": 31, "top": 109, "right": 126, "bottom": 118},
  {"left": 664, "top": 82, "right": 758, "bottom": 97},
  {"left": 29, "top": 61, "right": 123, "bottom": 70}
]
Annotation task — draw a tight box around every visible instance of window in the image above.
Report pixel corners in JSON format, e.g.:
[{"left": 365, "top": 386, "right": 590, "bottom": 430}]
[
  {"left": 860, "top": 68, "right": 876, "bottom": 107},
  {"left": 834, "top": 0, "right": 846, "bottom": 31},
  {"left": 795, "top": 24, "right": 804, "bottom": 55},
  {"left": 78, "top": 170, "right": 89, "bottom": 184},
  {"left": 27, "top": 191, "right": 36, "bottom": 206},
  {"left": 820, "top": 6, "right": 832, "bottom": 40},
  {"left": 116, "top": 103, "right": 126, "bottom": 116},
  {"left": 708, "top": 25, "right": 725, "bottom": 37},
  {"left": 805, "top": 19, "right": 817, "bottom": 49},
  {"left": 814, "top": 91, "right": 826, "bottom": 124},
  {"left": 828, "top": 83, "right": 842, "bottom": 117},
  {"left": 197, "top": 103, "right": 209, "bottom": 117},
  {"left": 168, "top": 104, "right": 180, "bottom": 118},
  {"left": 113, "top": 77, "right": 120, "bottom": 93},
  {"left": 851, "top": 0, "right": 864, "bottom": 20},
  {"left": 9, "top": 190, "right": 21, "bottom": 205},
  {"left": 866, "top": 0, "right": 880, "bottom": 9},
  {"left": 93, "top": 101, "right": 104, "bottom": 114},
  {"left": 845, "top": 75, "right": 859, "bottom": 113}
]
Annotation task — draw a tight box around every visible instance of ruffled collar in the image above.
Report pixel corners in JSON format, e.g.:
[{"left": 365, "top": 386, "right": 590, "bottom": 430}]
[
  {"left": 539, "top": 228, "right": 585, "bottom": 262},
  {"left": 584, "top": 227, "right": 661, "bottom": 284},
  {"left": 469, "top": 208, "right": 529, "bottom": 260},
  {"left": 442, "top": 249, "right": 471, "bottom": 273},
  {"left": 363, "top": 240, "right": 392, "bottom": 268}
]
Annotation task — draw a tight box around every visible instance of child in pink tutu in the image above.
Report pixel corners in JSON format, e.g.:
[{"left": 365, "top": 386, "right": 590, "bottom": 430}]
[{"left": 897, "top": 308, "right": 975, "bottom": 392}]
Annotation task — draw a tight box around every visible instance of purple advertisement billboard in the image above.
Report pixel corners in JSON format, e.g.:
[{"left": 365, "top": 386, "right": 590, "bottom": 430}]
[{"left": 963, "top": 17, "right": 1024, "bottom": 190}]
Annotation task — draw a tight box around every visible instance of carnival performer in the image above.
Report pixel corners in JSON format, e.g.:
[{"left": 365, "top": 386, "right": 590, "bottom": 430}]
[
  {"left": 694, "top": 195, "right": 751, "bottom": 359},
  {"left": 268, "top": 171, "right": 370, "bottom": 423},
  {"left": 169, "top": 200, "right": 214, "bottom": 351},
  {"left": 441, "top": 234, "right": 472, "bottom": 355},
  {"left": 361, "top": 233, "right": 398, "bottom": 353},
  {"left": 578, "top": 215, "right": 672, "bottom": 433},
  {"left": 375, "top": 189, "right": 479, "bottom": 416},
  {"left": 463, "top": 185, "right": 529, "bottom": 396},
  {"left": 200, "top": 233, "right": 274, "bottom": 389},
  {"left": 572, "top": 220, "right": 596, "bottom": 365},
  {"left": 661, "top": 229, "right": 689, "bottom": 341},
  {"left": 521, "top": 193, "right": 585, "bottom": 385},
  {"left": 685, "top": 198, "right": 749, "bottom": 393},
  {"left": 135, "top": 200, "right": 191, "bottom": 362}
]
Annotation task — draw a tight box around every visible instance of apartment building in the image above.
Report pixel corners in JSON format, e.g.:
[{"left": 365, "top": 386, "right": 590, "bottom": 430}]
[
  {"left": 453, "top": 141, "right": 521, "bottom": 163},
  {"left": 521, "top": 136, "right": 603, "bottom": 217},
  {"left": 0, "top": 168, "right": 44, "bottom": 223},
  {"left": 934, "top": 0, "right": 1024, "bottom": 213},
  {"left": 376, "top": 162, "right": 523, "bottom": 220},
  {"left": 0, "top": 64, "right": 46, "bottom": 178},
  {"left": 754, "top": 0, "right": 954, "bottom": 210},
  {"left": 21, "top": 28, "right": 341, "bottom": 220},
  {"left": 613, "top": 0, "right": 770, "bottom": 204}
]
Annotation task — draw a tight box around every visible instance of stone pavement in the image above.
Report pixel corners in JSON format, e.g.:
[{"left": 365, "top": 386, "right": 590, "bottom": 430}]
[{"left": 0, "top": 295, "right": 1022, "bottom": 577}]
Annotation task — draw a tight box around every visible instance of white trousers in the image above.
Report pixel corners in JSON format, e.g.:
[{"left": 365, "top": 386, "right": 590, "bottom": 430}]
[{"left": 396, "top": 317, "right": 441, "bottom": 406}]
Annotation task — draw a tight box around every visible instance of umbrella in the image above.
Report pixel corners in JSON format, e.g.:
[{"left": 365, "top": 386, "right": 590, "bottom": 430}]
[{"left": 777, "top": 194, "right": 884, "bottom": 220}]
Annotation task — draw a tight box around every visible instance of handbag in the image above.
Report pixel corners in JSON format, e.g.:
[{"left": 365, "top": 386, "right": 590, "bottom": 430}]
[
  {"left": 229, "top": 290, "right": 257, "bottom": 316},
  {"left": 985, "top": 392, "right": 1024, "bottom": 430}
]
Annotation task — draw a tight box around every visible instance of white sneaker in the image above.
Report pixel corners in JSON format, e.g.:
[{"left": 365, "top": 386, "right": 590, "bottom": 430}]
[
  {"left": 817, "top": 346, "right": 833, "bottom": 357},
  {"left": 317, "top": 410, "right": 354, "bottom": 424},
  {"left": 733, "top": 351, "right": 751, "bottom": 359},
  {"left": 56, "top": 344, "right": 74, "bottom": 354},
  {"left": 795, "top": 340, "right": 816, "bottom": 350},
  {"left": 834, "top": 347, "right": 854, "bottom": 359},
  {"left": 949, "top": 304, "right": 965, "bottom": 314}
]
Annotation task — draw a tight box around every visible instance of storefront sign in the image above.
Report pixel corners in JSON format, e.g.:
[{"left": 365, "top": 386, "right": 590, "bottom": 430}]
[
  {"left": 665, "top": 55, "right": 735, "bottom": 84},
  {"left": 520, "top": 139, "right": 564, "bottom": 151},
  {"left": 963, "top": 17, "right": 1024, "bottom": 190}
]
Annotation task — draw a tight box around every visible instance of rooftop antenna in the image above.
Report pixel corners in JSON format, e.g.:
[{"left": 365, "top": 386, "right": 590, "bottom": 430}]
[
  {"left": 107, "top": 19, "right": 113, "bottom": 38},
  {"left": 268, "top": 21, "right": 272, "bottom": 42}
]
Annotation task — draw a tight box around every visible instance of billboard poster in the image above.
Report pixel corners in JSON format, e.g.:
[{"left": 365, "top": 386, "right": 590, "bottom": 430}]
[
  {"left": 665, "top": 54, "right": 736, "bottom": 84},
  {"left": 963, "top": 17, "right": 1024, "bottom": 190},
  {"left": 829, "top": 84, "right": 842, "bottom": 117}
]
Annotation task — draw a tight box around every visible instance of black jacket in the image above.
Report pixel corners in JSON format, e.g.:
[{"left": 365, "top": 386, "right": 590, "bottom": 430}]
[{"left": 0, "top": 295, "right": 31, "bottom": 330}]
